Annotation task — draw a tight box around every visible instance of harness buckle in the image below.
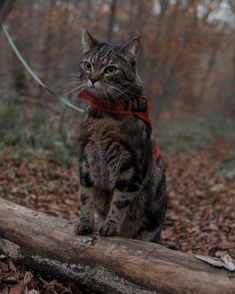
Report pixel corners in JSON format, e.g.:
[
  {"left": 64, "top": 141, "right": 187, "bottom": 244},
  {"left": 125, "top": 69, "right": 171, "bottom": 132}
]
[{"left": 131, "top": 97, "right": 147, "bottom": 113}]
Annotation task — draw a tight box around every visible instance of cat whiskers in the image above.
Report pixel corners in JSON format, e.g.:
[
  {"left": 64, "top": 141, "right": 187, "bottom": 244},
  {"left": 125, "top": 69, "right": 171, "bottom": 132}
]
[
  {"left": 108, "top": 86, "right": 131, "bottom": 107},
  {"left": 69, "top": 73, "right": 81, "bottom": 77},
  {"left": 64, "top": 80, "right": 84, "bottom": 87},
  {"left": 107, "top": 88, "right": 125, "bottom": 112},
  {"left": 70, "top": 85, "right": 85, "bottom": 94},
  {"left": 63, "top": 79, "right": 87, "bottom": 94},
  {"left": 101, "top": 83, "right": 111, "bottom": 110},
  {"left": 102, "top": 82, "right": 124, "bottom": 112},
  {"left": 112, "top": 84, "right": 142, "bottom": 100}
]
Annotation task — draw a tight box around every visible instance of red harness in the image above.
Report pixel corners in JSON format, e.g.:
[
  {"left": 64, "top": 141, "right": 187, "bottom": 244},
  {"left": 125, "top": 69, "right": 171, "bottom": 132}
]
[{"left": 78, "top": 90, "right": 160, "bottom": 160}]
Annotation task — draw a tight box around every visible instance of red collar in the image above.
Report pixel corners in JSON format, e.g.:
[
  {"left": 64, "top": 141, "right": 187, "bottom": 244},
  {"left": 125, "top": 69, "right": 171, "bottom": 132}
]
[
  {"left": 78, "top": 90, "right": 152, "bottom": 131},
  {"left": 77, "top": 90, "right": 160, "bottom": 160}
]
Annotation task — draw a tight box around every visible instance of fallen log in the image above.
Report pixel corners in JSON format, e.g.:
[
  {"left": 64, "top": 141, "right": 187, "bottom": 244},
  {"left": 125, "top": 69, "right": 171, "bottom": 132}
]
[{"left": 0, "top": 198, "right": 234, "bottom": 294}]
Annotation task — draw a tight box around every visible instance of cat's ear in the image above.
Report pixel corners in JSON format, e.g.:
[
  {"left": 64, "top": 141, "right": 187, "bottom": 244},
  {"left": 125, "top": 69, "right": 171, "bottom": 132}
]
[
  {"left": 81, "top": 28, "right": 98, "bottom": 54},
  {"left": 121, "top": 36, "right": 140, "bottom": 60}
]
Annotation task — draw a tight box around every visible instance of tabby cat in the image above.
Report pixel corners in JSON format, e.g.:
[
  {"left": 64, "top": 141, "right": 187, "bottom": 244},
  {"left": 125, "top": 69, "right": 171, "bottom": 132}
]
[{"left": 74, "top": 29, "right": 166, "bottom": 242}]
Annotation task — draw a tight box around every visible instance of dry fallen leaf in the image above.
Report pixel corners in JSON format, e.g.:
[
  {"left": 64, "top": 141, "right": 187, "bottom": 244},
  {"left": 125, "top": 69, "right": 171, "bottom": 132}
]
[
  {"left": 0, "top": 141, "right": 234, "bottom": 293},
  {"left": 8, "top": 261, "right": 17, "bottom": 272},
  {"left": 9, "top": 284, "right": 23, "bottom": 294},
  {"left": 221, "top": 254, "right": 235, "bottom": 272},
  {"left": 23, "top": 271, "right": 33, "bottom": 286},
  {"left": 194, "top": 254, "right": 235, "bottom": 272}
]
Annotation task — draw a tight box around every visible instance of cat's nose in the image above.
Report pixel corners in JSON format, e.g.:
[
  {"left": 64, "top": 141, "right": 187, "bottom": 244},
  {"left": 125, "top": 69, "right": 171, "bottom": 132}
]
[
  {"left": 88, "top": 79, "right": 100, "bottom": 89},
  {"left": 90, "top": 78, "right": 99, "bottom": 85}
]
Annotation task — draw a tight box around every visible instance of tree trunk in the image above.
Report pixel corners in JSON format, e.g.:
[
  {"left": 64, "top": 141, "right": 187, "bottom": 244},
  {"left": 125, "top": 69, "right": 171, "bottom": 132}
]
[
  {"left": 0, "top": 198, "right": 234, "bottom": 294},
  {"left": 107, "top": 0, "right": 117, "bottom": 42},
  {"left": 0, "top": 0, "right": 16, "bottom": 24}
]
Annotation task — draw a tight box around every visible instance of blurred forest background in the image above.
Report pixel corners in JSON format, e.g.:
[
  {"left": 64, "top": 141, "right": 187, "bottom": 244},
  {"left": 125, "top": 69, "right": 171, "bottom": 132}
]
[
  {"left": 0, "top": 0, "right": 234, "bottom": 165},
  {"left": 0, "top": 1, "right": 235, "bottom": 292}
]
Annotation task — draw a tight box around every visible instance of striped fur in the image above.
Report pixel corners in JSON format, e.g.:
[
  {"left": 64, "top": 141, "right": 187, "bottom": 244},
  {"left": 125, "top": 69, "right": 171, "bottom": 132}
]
[{"left": 74, "top": 30, "right": 166, "bottom": 242}]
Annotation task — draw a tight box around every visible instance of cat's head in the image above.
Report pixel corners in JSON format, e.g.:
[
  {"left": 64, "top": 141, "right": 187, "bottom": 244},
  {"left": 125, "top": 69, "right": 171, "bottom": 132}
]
[{"left": 78, "top": 29, "right": 143, "bottom": 104}]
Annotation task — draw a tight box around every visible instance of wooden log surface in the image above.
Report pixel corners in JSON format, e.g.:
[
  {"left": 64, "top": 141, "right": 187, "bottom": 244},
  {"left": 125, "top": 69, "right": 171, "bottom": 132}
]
[{"left": 0, "top": 198, "right": 234, "bottom": 294}]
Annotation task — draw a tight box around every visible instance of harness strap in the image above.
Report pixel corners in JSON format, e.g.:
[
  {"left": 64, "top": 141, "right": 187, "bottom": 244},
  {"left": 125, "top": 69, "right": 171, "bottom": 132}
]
[
  {"left": 78, "top": 90, "right": 152, "bottom": 130},
  {"left": 78, "top": 90, "right": 160, "bottom": 160}
]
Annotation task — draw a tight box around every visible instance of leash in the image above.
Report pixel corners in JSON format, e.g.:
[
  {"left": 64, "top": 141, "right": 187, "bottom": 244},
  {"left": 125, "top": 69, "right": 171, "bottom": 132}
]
[{"left": 0, "top": 23, "right": 84, "bottom": 113}]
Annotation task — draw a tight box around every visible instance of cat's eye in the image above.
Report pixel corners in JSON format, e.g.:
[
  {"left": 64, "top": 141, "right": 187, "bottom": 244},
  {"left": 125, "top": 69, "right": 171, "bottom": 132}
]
[
  {"left": 104, "top": 66, "right": 117, "bottom": 75},
  {"left": 83, "top": 61, "right": 92, "bottom": 71}
]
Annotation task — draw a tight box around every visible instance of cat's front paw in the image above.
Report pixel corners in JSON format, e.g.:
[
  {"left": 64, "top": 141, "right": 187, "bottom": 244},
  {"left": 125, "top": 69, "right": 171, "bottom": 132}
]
[
  {"left": 99, "top": 221, "right": 120, "bottom": 236},
  {"left": 74, "top": 221, "right": 93, "bottom": 235}
]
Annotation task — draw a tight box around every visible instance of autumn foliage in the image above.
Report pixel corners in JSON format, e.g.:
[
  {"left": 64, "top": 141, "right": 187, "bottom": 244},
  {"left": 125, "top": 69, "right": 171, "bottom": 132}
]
[{"left": 0, "top": 1, "right": 235, "bottom": 293}]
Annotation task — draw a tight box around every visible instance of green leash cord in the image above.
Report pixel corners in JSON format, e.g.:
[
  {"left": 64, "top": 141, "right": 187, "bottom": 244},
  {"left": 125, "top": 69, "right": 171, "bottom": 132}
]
[{"left": 1, "top": 23, "right": 84, "bottom": 113}]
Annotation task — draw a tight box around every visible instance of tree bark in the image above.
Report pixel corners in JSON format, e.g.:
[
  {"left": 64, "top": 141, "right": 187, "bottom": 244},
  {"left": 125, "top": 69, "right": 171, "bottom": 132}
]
[
  {"left": 0, "top": 198, "right": 234, "bottom": 294},
  {"left": 0, "top": 0, "right": 16, "bottom": 23},
  {"left": 107, "top": 0, "right": 117, "bottom": 42}
]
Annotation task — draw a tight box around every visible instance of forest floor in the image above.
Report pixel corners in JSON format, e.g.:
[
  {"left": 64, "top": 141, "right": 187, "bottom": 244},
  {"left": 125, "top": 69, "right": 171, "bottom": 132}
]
[{"left": 0, "top": 139, "right": 235, "bottom": 293}]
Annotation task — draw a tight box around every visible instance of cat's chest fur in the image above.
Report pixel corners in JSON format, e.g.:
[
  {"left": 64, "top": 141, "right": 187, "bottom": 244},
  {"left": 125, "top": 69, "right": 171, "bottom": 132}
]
[{"left": 78, "top": 107, "right": 152, "bottom": 190}]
